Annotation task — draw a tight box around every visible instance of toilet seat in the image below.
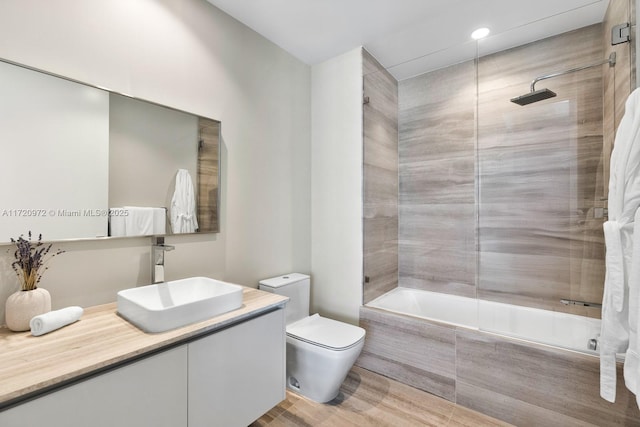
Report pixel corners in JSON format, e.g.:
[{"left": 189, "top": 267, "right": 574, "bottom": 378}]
[{"left": 286, "top": 314, "right": 365, "bottom": 351}]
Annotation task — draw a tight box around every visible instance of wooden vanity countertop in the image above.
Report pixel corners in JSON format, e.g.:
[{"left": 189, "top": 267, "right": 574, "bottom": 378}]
[{"left": 0, "top": 287, "right": 287, "bottom": 408}]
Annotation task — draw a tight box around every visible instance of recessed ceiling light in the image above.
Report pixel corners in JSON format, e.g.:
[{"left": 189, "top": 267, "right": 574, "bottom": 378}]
[{"left": 471, "top": 27, "right": 490, "bottom": 40}]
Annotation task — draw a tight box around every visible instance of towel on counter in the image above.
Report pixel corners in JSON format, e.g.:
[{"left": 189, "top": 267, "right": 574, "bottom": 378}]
[
  {"left": 30, "top": 306, "right": 84, "bottom": 336},
  {"left": 170, "top": 169, "right": 198, "bottom": 233},
  {"left": 600, "top": 87, "right": 640, "bottom": 407}
]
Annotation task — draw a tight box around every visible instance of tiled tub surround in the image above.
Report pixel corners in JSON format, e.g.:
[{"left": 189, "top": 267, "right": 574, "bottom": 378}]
[
  {"left": 361, "top": 3, "right": 638, "bottom": 426},
  {"left": 397, "top": 24, "right": 617, "bottom": 315},
  {"left": 367, "top": 287, "right": 600, "bottom": 354},
  {"left": 363, "top": 49, "right": 399, "bottom": 304},
  {"left": 398, "top": 59, "right": 476, "bottom": 299},
  {"left": 358, "top": 301, "right": 640, "bottom": 426},
  {"left": 477, "top": 24, "right": 607, "bottom": 314}
]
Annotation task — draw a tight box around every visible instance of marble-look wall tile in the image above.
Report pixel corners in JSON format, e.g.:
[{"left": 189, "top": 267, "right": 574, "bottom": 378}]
[
  {"left": 400, "top": 203, "right": 476, "bottom": 297},
  {"left": 477, "top": 24, "right": 607, "bottom": 312},
  {"left": 357, "top": 305, "right": 640, "bottom": 424},
  {"left": 602, "top": 0, "right": 634, "bottom": 206},
  {"left": 604, "top": 0, "right": 634, "bottom": 132},
  {"left": 364, "top": 216, "right": 398, "bottom": 301},
  {"left": 356, "top": 306, "right": 456, "bottom": 401},
  {"left": 456, "top": 329, "right": 640, "bottom": 426},
  {"left": 398, "top": 60, "right": 477, "bottom": 298},
  {"left": 363, "top": 49, "right": 399, "bottom": 303}
]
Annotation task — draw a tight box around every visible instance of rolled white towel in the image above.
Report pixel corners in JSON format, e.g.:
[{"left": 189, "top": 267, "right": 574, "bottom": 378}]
[{"left": 30, "top": 306, "right": 84, "bottom": 336}]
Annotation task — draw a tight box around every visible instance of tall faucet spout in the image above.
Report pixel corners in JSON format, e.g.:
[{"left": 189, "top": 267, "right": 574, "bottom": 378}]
[{"left": 151, "top": 236, "right": 175, "bottom": 284}]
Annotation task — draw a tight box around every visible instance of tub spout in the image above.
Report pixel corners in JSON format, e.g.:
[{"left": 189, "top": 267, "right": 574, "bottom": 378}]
[{"left": 560, "top": 299, "right": 602, "bottom": 308}]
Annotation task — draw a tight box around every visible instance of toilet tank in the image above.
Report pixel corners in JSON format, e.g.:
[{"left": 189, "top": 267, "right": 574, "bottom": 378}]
[{"left": 259, "top": 273, "right": 310, "bottom": 325}]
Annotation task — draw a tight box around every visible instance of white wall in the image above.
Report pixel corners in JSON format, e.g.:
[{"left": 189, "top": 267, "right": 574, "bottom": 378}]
[
  {"left": 310, "top": 47, "right": 363, "bottom": 324},
  {"left": 0, "top": 0, "right": 311, "bottom": 322}
]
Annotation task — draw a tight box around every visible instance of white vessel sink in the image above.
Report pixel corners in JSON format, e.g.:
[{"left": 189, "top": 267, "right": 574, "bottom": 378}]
[{"left": 117, "top": 277, "right": 244, "bottom": 333}]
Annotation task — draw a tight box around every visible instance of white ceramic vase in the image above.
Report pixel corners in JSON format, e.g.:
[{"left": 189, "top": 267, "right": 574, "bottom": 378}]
[{"left": 5, "top": 288, "right": 51, "bottom": 332}]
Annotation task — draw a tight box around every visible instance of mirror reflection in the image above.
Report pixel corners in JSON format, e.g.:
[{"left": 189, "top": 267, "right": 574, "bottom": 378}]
[{"left": 0, "top": 59, "right": 220, "bottom": 243}]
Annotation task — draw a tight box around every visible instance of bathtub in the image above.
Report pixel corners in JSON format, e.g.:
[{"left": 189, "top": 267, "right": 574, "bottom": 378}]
[
  {"left": 367, "top": 287, "right": 601, "bottom": 355},
  {"left": 358, "top": 287, "right": 639, "bottom": 425}
]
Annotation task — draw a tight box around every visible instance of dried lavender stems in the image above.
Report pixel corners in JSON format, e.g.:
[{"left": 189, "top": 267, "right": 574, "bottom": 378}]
[{"left": 10, "top": 231, "right": 64, "bottom": 291}]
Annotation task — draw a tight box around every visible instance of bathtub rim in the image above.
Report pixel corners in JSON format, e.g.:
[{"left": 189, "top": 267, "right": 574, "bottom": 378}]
[{"left": 364, "top": 287, "right": 606, "bottom": 358}]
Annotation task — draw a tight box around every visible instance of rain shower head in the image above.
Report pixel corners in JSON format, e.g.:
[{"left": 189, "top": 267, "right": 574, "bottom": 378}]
[
  {"left": 510, "top": 88, "right": 557, "bottom": 106},
  {"left": 510, "top": 52, "right": 616, "bottom": 106}
]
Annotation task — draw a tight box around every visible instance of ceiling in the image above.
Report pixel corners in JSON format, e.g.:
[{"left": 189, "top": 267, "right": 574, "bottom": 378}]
[{"left": 206, "top": 0, "right": 610, "bottom": 80}]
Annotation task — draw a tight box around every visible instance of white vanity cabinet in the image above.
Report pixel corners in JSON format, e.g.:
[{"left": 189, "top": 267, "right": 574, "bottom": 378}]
[
  {"left": 0, "top": 307, "right": 286, "bottom": 427},
  {"left": 188, "top": 309, "right": 286, "bottom": 427},
  {"left": 0, "top": 347, "right": 189, "bottom": 427}
]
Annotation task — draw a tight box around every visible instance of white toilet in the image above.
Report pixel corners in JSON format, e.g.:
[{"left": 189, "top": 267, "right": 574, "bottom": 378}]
[{"left": 259, "top": 273, "right": 365, "bottom": 403}]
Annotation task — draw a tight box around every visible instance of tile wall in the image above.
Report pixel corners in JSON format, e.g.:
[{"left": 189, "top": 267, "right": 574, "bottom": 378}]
[
  {"left": 398, "top": 60, "right": 477, "bottom": 298},
  {"left": 358, "top": 306, "right": 640, "bottom": 426},
  {"left": 363, "top": 50, "right": 399, "bottom": 303},
  {"left": 476, "top": 24, "right": 606, "bottom": 314}
]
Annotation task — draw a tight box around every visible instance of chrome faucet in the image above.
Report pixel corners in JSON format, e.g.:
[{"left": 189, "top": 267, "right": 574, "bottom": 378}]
[{"left": 151, "top": 236, "right": 175, "bottom": 284}]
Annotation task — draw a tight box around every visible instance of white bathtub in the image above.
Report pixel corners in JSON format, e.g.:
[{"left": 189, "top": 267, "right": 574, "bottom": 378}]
[{"left": 367, "top": 287, "right": 601, "bottom": 355}]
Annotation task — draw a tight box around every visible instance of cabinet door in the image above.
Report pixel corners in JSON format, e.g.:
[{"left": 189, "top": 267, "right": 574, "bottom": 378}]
[
  {"left": 188, "top": 309, "right": 285, "bottom": 427},
  {"left": 0, "top": 346, "right": 188, "bottom": 427}
]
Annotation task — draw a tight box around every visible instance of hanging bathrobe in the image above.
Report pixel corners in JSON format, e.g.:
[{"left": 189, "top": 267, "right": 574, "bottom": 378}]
[
  {"left": 601, "top": 88, "right": 640, "bottom": 406},
  {"left": 170, "top": 169, "right": 199, "bottom": 233}
]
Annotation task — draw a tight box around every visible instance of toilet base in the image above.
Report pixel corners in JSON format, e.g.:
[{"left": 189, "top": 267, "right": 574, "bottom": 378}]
[{"left": 285, "top": 335, "right": 364, "bottom": 403}]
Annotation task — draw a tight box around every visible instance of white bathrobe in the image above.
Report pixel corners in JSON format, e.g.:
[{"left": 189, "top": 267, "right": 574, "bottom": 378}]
[
  {"left": 170, "top": 169, "right": 198, "bottom": 233},
  {"left": 601, "top": 88, "right": 640, "bottom": 406}
]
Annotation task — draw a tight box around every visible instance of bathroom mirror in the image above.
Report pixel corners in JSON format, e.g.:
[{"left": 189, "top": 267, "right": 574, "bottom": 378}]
[{"left": 0, "top": 58, "right": 220, "bottom": 243}]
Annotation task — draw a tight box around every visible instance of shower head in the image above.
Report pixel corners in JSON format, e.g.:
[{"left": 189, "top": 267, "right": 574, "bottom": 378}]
[
  {"left": 510, "top": 88, "right": 557, "bottom": 106},
  {"left": 510, "top": 52, "right": 616, "bottom": 106}
]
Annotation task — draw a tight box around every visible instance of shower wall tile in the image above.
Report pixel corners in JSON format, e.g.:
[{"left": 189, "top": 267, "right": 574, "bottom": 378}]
[
  {"left": 364, "top": 164, "right": 398, "bottom": 218},
  {"left": 364, "top": 216, "right": 398, "bottom": 301},
  {"left": 363, "top": 49, "right": 399, "bottom": 303},
  {"left": 399, "top": 203, "right": 476, "bottom": 297},
  {"left": 398, "top": 60, "right": 476, "bottom": 298},
  {"left": 477, "top": 24, "right": 607, "bottom": 312},
  {"left": 603, "top": 0, "right": 634, "bottom": 204},
  {"left": 606, "top": 0, "right": 634, "bottom": 130},
  {"left": 399, "top": 157, "right": 474, "bottom": 205},
  {"left": 455, "top": 329, "right": 640, "bottom": 426},
  {"left": 356, "top": 307, "right": 456, "bottom": 401},
  {"left": 400, "top": 104, "right": 475, "bottom": 160}
]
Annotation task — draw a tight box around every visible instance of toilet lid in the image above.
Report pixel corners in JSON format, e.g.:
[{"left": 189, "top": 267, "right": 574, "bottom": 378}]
[{"left": 286, "top": 314, "right": 365, "bottom": 350}]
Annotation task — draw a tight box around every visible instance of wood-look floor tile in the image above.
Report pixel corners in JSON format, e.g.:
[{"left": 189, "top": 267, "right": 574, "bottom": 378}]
[
  {"left": 253, "top": 366, "right": 513, "bottom": 427},
  {"left": 448, "top": 405, "right": 513, "bottom": 427}
]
